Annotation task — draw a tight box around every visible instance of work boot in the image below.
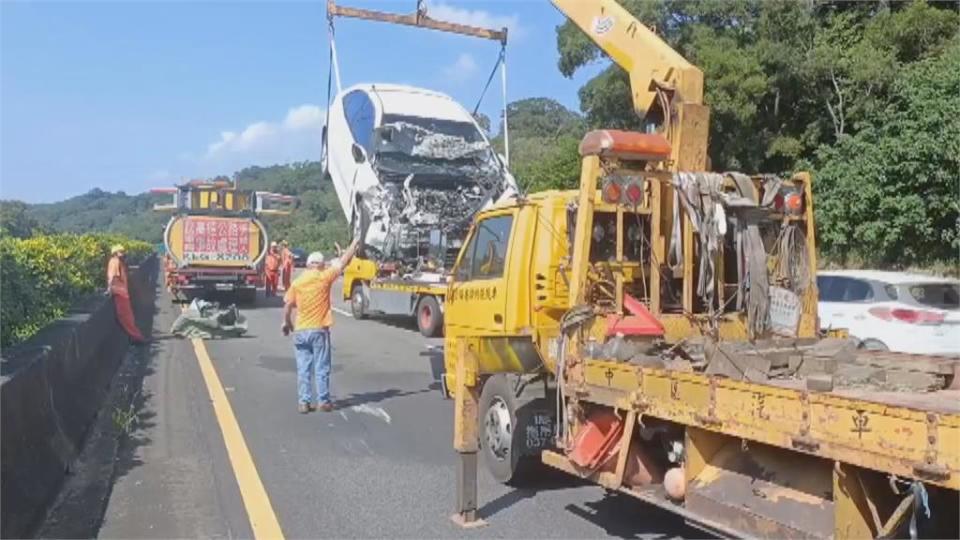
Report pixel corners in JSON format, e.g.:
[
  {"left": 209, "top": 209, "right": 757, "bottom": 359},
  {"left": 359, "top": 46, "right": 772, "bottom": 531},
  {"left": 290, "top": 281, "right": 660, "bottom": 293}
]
[
  {"left": 318, "top": 402, "right": 334, "bottom": 412},
  {"left": 298, "top": 403, "right": 310, "bottom": 414}
]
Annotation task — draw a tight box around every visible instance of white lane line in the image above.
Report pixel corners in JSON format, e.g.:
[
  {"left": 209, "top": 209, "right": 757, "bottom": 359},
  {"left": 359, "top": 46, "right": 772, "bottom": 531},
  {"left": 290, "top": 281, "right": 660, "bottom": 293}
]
[
  {"left": 348, "top": 404, "right": 392, "bottom": 424},
  {"left": 332, "top": 306, "right": 353, "bottom": 318}
]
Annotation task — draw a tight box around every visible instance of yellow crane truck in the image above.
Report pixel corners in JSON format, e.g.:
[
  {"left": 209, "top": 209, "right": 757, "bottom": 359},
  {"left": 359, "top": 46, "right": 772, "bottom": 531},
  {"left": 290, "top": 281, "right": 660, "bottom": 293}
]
[{"left": 444, "top": 1, "right": 960, "bottom": 538}]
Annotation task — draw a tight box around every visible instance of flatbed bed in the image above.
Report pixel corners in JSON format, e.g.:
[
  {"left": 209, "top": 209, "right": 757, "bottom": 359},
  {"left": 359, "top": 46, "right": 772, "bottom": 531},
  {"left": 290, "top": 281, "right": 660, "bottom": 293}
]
[
  {"left": 564, "top": 350, "right": 960, "bottom": 489},
  {"left": 342, "top": 258, "right": 449, "bottom": 337}
]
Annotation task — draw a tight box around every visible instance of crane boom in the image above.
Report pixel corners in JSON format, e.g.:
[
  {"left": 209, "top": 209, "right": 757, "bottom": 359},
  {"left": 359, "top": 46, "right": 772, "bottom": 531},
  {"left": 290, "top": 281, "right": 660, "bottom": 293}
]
[
  {"left": 550, "top": 0, "right": 708, "bottom": 171},
  {"left": 552, "top": 0, "right": 702, "bottom": 111}
]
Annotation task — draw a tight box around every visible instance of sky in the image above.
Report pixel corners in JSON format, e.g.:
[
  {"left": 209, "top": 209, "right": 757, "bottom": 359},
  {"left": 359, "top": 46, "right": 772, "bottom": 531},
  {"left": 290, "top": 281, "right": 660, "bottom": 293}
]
[{"left": 1, "top": 0, "right": 605, "bottom": 203}]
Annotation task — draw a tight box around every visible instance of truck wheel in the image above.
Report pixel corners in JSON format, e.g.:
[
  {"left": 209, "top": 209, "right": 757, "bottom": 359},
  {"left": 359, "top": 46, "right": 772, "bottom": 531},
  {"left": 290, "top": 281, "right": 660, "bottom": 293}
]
[
  {"left": 351, "top": 286, "right": 367, "bottom": 319},
  {"left": 416, "top": 296, "right": 443, "bottom": 337},
  {"left": 479, "top": 375, "right": 542, "bottom": 485}
]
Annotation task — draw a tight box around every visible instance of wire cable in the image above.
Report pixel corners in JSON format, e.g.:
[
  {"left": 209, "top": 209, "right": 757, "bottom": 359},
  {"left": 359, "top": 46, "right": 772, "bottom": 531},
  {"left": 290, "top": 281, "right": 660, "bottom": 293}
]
[{"left": 472, "top": 46, "right": 505, "bottom": 116}]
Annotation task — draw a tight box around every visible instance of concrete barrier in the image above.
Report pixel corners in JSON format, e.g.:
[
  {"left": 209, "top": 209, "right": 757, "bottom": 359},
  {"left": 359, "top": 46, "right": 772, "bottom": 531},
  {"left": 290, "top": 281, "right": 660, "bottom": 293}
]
[{"left": 0, "top": 257, "right": 158, "bottom": 539}]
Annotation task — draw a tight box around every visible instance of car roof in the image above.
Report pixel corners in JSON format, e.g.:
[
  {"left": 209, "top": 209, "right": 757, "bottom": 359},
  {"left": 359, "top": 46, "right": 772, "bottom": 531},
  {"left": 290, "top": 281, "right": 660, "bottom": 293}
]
[
  {"left": 818, "top": 269, "right": 957, "bottom": 284},
  {"left": 339, "top": 83, "right": 473, "bottom": 123}
]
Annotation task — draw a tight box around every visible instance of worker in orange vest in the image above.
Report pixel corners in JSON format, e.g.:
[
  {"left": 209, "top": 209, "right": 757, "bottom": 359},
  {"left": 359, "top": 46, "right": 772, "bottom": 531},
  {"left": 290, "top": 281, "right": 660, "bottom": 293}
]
[
  {"left": 163, "top": 252, "right": 177, "bottom": 293},
  {"left": 107, "top": 244, "right": 146, "bottom": 344},
  {"left": 264, "top": 242, "right": 281, "bottom": 297},
  {"left": 280, "top": 240, "right": 294, "bottom": 292}
]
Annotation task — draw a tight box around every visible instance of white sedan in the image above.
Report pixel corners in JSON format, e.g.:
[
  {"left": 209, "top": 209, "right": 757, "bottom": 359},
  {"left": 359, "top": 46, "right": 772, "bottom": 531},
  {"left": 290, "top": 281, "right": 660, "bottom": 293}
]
[
  {"left": 817, "top": 270, "right": 960, "bottom": 355},
  {"left": 322, "top": 83, "right": 517, "bottom": 269}
]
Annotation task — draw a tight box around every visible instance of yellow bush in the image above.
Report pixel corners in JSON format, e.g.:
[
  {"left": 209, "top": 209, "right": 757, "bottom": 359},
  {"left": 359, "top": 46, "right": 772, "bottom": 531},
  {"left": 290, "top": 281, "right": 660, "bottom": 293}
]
[{"left": 0, "top": 233, "right": 153, "bottom": 348}]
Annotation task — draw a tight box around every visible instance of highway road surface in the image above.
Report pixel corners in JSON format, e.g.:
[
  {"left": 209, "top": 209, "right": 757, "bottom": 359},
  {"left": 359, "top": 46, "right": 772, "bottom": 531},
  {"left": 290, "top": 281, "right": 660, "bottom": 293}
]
[{"left": 81, "top": 278, "right": 697, "bottom": 539}]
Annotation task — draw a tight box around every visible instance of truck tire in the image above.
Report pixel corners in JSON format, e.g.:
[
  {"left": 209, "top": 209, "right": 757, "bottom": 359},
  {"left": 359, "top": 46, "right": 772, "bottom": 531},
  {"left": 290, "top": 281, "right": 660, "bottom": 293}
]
[
  {"left": 416, "top": 296, "right": 443, "bottom": 337},
  {"left": 351, "top": 285, "right": 367, "bottom": 319},
  {"left": 479, "top": 374, "right": 545, "bottom": 486}
]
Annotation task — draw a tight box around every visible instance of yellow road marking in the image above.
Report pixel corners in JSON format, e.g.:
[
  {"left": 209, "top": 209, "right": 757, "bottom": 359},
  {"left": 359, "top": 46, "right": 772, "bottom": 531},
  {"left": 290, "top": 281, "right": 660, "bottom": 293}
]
[{"left": 189, "top": 336, "right": 285, "bottom": 539}]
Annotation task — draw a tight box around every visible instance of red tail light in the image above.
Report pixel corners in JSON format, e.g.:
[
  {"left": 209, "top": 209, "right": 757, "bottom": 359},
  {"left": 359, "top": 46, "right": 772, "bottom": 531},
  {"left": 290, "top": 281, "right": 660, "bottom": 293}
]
[
  {"left": 245, "top": 275, "right": 260, "bottom": 285},
  {"left": 784, "top": 192, "right": 803, "bottom": 214},
  {"left": 625, "top": 182, "right": 643, "bottom": 205},
  {"left": 774, "top": 189, "right": 804, "bottom": 215},
  {"left": 602, "top": 181, "right": 622, "bottom": 203},
  {"left": 868, "top": 307, "right": 945, "bottom": 325}
]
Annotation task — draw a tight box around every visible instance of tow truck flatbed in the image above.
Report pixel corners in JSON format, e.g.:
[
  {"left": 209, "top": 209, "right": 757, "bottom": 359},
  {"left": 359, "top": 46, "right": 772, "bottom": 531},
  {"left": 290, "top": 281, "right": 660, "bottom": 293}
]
[
  {"left": 343, "top": 258, "right": 448, "bottom": 337},
  {"left": 560, "top": 353, "right": 960, "bottom": 490}
]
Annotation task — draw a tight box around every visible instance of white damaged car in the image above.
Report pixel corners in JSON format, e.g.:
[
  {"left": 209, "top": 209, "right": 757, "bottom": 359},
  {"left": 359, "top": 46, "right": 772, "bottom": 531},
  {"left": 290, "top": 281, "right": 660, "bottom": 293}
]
[{"left": 322, "top": 83, "right": 518, "bottom": 269}]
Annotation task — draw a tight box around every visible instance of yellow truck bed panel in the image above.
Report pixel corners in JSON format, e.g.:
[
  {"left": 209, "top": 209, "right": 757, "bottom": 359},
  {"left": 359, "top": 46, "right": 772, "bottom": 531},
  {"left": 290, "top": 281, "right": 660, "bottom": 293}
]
[
  {"left": 368, "top": 279, "right": 447, "bottom": 296},
  {"left": 573, "top": 359, "right": 960, "bottom": 490}
]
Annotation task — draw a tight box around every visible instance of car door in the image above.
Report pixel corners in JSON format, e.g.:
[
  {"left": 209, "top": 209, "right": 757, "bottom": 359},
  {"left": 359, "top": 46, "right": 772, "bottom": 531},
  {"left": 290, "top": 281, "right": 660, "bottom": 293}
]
[
  {"left": 329, "top": 90, "right": 380, "bottom": 221},
  {"left": 446, "top": 212, "right": 515, "bottom": 336},
  {"left": 326, "top": 93, "right": 357, "bottom": 216},
  {"left": 822, "top": 276, "right": 875, "bottom": 337}
]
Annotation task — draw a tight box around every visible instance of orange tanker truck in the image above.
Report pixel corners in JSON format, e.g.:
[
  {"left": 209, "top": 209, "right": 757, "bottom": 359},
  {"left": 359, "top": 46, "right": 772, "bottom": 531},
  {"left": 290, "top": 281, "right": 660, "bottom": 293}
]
[{"left": 152, "top": 179, "right": 294, "bottom": 304}]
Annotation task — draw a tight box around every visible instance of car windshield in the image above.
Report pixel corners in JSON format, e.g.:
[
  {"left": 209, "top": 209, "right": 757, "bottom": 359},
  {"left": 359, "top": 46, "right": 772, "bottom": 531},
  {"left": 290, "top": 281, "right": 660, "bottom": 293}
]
[
  {"left": 371, "top": 114, "right": 501, "bottom": 185},
  {"left": 905, "top": 282, "right": 960, "bottom": 310}
]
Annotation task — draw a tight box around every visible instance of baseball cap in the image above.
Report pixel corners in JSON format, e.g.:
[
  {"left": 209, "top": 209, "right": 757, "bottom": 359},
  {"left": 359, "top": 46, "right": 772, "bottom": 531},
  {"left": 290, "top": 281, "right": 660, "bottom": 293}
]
[{"left": 306, "top": 252, "right": 325, "bottom": 266}]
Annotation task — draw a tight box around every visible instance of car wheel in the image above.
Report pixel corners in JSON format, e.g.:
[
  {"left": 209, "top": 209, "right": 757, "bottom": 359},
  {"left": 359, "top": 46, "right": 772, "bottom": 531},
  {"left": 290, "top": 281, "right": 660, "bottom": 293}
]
[
  {"left": 479, "top": 375, "right": 544, "bottom": 486},
  {"left": 416, "top": 296, "right": 443, "bottom": 337},
  {"left": 351, "top": 285, "right": 367, "bottom": 319}
]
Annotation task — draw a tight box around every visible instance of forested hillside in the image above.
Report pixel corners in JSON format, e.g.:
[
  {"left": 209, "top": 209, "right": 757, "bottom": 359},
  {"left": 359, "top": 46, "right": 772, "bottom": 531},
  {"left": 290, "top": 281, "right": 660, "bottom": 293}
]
[{"left": 0, "top": 162, "right": 351, "bottom": 254}]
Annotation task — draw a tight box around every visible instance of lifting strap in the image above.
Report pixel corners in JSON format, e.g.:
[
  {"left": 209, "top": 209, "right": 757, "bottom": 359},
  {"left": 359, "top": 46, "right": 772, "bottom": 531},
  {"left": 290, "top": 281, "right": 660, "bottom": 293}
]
[
  {"left": 327, "top": 17, "right": 343, "bottom": 94},
  {"left": 321, "top": 21, "right": 335, "bottom": 175},
  {"left": 472, "top": 44, "right": 510, "bottom": 167},
  {"left": 322, "top": 17, "right": 343, "bottom": 176}
]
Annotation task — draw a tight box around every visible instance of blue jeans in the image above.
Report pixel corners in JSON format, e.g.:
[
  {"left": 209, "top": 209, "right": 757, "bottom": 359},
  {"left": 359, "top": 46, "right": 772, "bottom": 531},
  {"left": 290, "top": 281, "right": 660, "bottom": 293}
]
[{"left": 293, "top": 329, "right": 331, "bottom": 405}]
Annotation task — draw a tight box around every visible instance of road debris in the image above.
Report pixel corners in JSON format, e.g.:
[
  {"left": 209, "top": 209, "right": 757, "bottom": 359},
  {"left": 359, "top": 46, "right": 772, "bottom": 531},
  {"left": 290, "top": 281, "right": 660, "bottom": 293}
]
[{"left": 170, "top": 299, "right": 247, "bottom": 339}]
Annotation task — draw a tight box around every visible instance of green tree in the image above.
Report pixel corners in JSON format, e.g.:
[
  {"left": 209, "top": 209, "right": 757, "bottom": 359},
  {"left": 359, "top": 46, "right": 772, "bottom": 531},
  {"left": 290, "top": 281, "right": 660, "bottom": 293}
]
[
  {"left": 0, "top": 200, "right": 42, "bottom": 238},
  {"left": 814, "top": 38, "right": 960, "bottom": 266},
  {"left": 556, "top": 0, "right": 958, "bottom": 173},
  {"left": 493, "top": 98, "right": 586, "bottom": 192},
  {"left": 555, "top": 0, "right": 959, "bottom": 266}
]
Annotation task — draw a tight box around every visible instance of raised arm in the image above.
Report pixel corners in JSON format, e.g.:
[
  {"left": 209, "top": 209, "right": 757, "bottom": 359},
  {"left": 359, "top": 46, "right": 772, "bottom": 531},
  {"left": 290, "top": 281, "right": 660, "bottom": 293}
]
[{"left": 333, "top": 238, "right": 361, "bottom": 273}]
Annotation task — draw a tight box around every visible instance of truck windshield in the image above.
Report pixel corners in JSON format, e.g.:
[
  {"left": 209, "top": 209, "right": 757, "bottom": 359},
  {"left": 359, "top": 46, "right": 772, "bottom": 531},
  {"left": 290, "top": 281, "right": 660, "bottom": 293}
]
[{"left": 372, "top": 114, "right": 501, "bottom": 185}]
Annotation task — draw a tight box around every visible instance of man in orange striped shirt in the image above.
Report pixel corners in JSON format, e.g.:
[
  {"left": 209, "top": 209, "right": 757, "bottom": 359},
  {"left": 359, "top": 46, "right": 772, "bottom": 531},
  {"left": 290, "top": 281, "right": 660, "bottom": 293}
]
[{"left": 282, "top": 237, "right": 360, "bottom": 413}]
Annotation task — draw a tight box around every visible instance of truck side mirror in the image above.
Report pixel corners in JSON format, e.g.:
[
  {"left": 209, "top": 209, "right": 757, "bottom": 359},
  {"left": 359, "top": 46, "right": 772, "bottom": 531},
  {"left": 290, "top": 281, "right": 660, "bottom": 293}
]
[{"left": 351, "top": 143, "right": 367, "bottom": 164}]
